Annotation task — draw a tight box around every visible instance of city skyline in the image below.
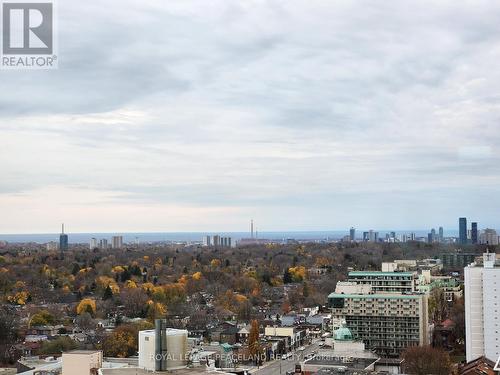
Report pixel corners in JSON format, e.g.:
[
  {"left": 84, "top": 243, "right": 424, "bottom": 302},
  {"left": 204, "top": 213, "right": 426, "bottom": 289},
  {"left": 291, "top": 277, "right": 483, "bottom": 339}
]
[
  {"left": 0, "top": 217, "right": 496, "bottom": 236},
  {"left": 1, "top": 216, "right": 497, "bottom": 243}
]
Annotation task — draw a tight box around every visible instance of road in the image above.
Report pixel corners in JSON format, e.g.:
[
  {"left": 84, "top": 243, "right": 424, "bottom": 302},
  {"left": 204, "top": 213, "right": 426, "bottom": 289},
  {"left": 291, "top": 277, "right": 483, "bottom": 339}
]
[{"left": 253, "top": 342, "right": 320, "bottom": 375}]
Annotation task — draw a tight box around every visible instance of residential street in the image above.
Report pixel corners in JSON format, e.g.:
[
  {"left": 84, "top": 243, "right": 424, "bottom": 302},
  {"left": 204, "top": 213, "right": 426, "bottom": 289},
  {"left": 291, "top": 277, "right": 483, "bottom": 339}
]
[{"left": 252, "top": 342, "right": 320, "bottom": 375}]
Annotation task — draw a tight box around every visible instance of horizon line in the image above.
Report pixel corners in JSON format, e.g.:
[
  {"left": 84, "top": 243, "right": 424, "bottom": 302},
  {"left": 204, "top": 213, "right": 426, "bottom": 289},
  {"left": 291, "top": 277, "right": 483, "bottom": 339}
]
[{"left": 0, "top": 228, "right": 472, "bottom": 236}]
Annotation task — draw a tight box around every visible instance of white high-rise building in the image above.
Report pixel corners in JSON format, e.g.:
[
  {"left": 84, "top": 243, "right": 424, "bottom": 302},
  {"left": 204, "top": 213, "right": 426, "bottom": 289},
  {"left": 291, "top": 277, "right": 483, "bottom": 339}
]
[
  {"left": 90, "top": 238, "right": 98, "bottom": 249},
  {"left": 479, "top": 229, "right": 499, "bottom": 245},
  {"left": 464, "top": 252, "right": 500, "bottom": 363},
  {"left": 46, "top": 241, "right": 59, "bottom": 251},
  {"left": 111, "top": 236, "right": 123, "bottom": 249}
]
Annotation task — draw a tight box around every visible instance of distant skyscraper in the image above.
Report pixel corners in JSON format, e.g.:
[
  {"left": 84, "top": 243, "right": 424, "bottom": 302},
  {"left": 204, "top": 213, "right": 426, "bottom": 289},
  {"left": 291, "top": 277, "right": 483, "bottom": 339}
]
[
  {"left": 210, "top": 235, "right": 231, "bottom": 248},
  {"left": 439, "top": 227, "right": 444, "bottom": 242},
  {"left": 90, "top": 238, "right": 98, "bottom": 249},
  {"left": 213, "top": 235, "right": 220, "bottom": 247},
  {"left": 112, "top": 236, "right": 123, "bottom": 249},
  {"left": 251, "top": 219, "right": 254, "bottom": 239},
  {"left": 203, "top": 235, "right": 211, "bottom": 246},
  {"left": 59, "top": 223, "right": 68, "bottom": 252},
  {"left": 471, "top": 222, "right": 478, "bottom": 244},
  {"left": 99, "top": 238, "right": 108, "bottom": 249},
  {"left": 459, "top": 217, "right": 468, "bottom": 245},
  {"left": 349, "top": 227, "right": 355, "bottom": 242},
  {"left": 430, "top": 228, "right": 437, "bottom": 243}
]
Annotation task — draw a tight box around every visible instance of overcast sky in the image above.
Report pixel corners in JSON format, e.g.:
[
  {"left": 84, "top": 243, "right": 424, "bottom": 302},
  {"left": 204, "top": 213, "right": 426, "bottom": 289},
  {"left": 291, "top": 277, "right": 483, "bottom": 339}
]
[{"left": 1, "top": 0, "right": 500, "bottom": 234}]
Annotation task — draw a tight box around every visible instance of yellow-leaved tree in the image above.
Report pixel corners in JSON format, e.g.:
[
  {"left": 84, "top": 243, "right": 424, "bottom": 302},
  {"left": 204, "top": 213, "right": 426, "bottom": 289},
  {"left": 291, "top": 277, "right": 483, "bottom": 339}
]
[{"left": 76, "top": 298, "right": 96, "bottom": 316}]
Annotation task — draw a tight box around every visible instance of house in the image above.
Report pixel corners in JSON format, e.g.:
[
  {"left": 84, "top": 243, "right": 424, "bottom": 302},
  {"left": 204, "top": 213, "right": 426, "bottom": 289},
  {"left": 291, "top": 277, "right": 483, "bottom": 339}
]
[
  {"left": 28, "top": 325, "right": 65, "bottom": 336},
  {"left": 459, "top": 356, "right": 499, "bottom": 375},
  {"left": 220, "top": 325, "right": 239, "bottom": 345},
  {"left": 210, "top": 322, "right": 239, "bottom": 344},
  {"left": 237, "top": 326, "right": 250, "bottom": 344}
]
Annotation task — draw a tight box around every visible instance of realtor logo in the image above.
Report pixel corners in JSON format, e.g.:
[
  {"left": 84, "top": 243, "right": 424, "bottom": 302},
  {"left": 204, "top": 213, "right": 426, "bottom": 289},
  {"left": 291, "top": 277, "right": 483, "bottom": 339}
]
[{"left": 1, "top": 0, "right": 57, "bottom": 68}]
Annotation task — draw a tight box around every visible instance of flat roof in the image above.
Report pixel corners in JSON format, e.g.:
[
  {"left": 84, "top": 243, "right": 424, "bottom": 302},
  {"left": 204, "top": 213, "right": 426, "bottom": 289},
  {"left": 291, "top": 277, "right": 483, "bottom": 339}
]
[
  {"left": 101, "top": 367, "right": 240, "bottom": 375},
  {"left": 140, "top": 328, "right": 188, "bottom": 335},
  {"left": 305, "top": 356, "right": 377, "bottom": 370},
  {"left": 328, "top": 293, "right": 421, "bottom": 300},
  {"left": 348, "top": 271, "right": 414, "bottom": 277},
  {"left": 64, "top": 350, "right": 101, "bottom": 355}
]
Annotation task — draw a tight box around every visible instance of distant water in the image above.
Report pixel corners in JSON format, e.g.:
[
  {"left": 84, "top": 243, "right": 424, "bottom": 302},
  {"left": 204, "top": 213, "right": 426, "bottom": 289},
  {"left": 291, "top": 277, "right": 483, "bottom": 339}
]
[{"left": 0, "top": 230, "right": 459, "bottom": 244}]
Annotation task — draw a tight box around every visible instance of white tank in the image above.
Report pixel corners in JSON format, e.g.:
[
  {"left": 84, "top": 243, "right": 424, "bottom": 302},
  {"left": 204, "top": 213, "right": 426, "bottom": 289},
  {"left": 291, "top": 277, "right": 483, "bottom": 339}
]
[
  {"left": 138, "top": 328, "right": 188, "bottom": 371},
  {"left": 165, "top": 328, "right": 188, "bottom": 369}
]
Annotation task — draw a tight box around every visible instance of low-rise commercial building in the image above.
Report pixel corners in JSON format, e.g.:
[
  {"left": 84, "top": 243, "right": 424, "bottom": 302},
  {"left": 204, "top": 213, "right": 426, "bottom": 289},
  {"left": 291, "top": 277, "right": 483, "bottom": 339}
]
[
  {"left": 62, "top": 350, "right": 103, "bottom": 375},
  {"left": 264, "top": 326, "right": 305, "bottom": 351}
]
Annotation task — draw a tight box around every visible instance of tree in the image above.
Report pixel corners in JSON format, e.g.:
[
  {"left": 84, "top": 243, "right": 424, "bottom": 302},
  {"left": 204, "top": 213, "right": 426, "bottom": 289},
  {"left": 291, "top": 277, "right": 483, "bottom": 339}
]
[
  {"left": 146, "top": 301, "right": 167, "bottom": 322},
  {"left": 101, "top": 325, "right": 139, "bottom": 358},
  {"left": 39, "top": 337, "right": 78, "bottom": 355},
  {"left": 450, "top": 297, "right": 465, "bottom": 345},
  {"left": 402, "top": 346, "right": 453, "bottom": 375},
  {"left": 0, "top": 306, "right": 19, "bottom": 364},
  {"left": 288, "top": 266, "right": 306, "bottom": 282},
  {"left": 103, "top": 285, "right": 113, "bottom": 300},
  {"left": 71, "top": 263, "right": 80, "bottom": 275},
  {"left": 429, "top": 288, "right": 448, "bottom": 323},
  {"left": 120, "top": 268, "right": 132, "bottom": 283},
  {"left": 30, "top": 310, "right": 56, "bottom": 326},
  {"left": 283, "top": 269, "right": 293, "bottom": 284},
  {"left": 77, "top": 298, "right": 97, "bottom": 316},
  {"left": 121, "top": 287, "right": 148, "bottom": 318},
  {"left": 248, "top": 320, "right": 262, "bottom": 366},
  {"left": 75, "top": 312, "right": 95, "bottom": 332}
]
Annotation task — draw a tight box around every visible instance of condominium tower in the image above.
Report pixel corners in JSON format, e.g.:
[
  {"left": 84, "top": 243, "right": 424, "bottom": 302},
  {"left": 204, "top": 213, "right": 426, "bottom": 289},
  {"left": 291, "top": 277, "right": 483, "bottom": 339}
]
[{"left": 464, "top": 252, "right": 500, "bottom": 363}]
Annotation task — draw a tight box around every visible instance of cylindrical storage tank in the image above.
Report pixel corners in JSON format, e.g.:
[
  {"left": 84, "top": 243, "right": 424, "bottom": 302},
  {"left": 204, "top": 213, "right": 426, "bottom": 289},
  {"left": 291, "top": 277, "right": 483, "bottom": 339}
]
[
  {"left": 166, "top": 329, "right": 188, "bottom": 369},
  {"left": 138, "top": 330, "right": 156, "bottom": 371}
]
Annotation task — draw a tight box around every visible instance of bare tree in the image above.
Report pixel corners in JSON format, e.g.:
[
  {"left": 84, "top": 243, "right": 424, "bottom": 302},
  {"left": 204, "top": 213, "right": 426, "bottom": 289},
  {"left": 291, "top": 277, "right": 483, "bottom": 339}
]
[{"left": 402, "top": 346, "right": 454, "bottom": 375}]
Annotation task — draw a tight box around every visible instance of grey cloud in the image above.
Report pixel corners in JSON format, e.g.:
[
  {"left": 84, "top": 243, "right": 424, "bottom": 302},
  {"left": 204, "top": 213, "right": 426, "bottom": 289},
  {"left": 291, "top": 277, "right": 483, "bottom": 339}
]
[{"left": 2, "top": 1, "right": 500, "bottom": 231}]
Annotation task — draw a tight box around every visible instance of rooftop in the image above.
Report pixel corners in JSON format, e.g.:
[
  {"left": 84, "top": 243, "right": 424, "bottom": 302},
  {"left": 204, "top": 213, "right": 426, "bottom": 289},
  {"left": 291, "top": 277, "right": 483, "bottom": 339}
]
[
  {"left": 328, "top": 293, "right": 422, "bottom": 300},
  {"left": 334, "top": 326, "right": 353, "bottom": 341},
  {"left": 315, "top": 367, "right": 383, "bottom": 375},
  {"left": 101, "top": 367, "right": 242, "bottom": 375},
  {"left": 306, "top": 355, "right": 378, "bottom": 370},
  {"left": 64, "top": 350, "right": 101, "bottom": 355},
  {"left": 140, "top": 328, "right": 188, "bottom": 336},
  {"left": 348, "top": 271, "right": 414, "bottom": 277},
  {"left": 466, "top": 252, "right": 500, "bottom": 268}
]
